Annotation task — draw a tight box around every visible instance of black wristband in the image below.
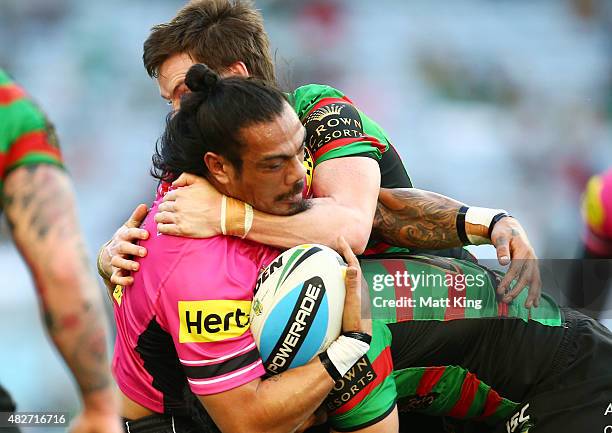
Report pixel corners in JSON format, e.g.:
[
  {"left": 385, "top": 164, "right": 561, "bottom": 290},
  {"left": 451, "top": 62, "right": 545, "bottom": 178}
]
[
  {"left": 318, "top": 351, "right": 342, "bottom": 381},
  {"left": 488, "top": 213, "right": 511, "bottom": 238},
  {"left": 456, "top": 205, "right": 470, "bottom": 245},
  {"left": 341, "top": 331, "right": 372, "bottom": 345}
]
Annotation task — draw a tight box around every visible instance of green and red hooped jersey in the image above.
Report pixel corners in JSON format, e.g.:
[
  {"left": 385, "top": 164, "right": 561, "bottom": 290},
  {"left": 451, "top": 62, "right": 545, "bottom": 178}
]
[
  {"left": 288, "top": 83, "right": 422, "bottom": 256},
  {"left": 368, "top": 255, "right": 559, "bottom": 427},
  {"left": 327, "top": 255, "right": 563, "bottom": 431},
  {"left": 0, "top": 69, "right": 63, "bottom": 209},
  {"left": 362, "top": 254, "right": 562, "bottom": 326},
  {"left": 288, "top": 84, "right": 390, "bottom": 166},
  {"left": 287, "top": 84, "right": 473, "bottom": 260}
]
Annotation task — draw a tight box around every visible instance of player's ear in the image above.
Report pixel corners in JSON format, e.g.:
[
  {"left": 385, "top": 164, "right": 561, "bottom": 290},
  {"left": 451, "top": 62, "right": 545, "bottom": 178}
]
[
  {"left": 204, "top": 152, "right": 231, "bottom": 185},
  {"left": 223, "top": 61, "right": 249, "bottom": 78}
]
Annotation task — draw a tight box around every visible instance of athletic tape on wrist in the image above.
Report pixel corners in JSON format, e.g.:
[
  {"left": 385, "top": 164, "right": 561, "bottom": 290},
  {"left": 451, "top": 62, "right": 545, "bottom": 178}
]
[
  {"left": 225, "top": 196, "right": 246, "bottom": 237},
  {"left": 221, "top": 195, "right": 254, "bottom": 238},
  {"left": 321, "top": 334, "right": 370, "bottom": 381},
  {"left": 220, "top": 195, "right": 227, "bottom": 236},
  {"left": 242, "top": 203, "right": 254, "bottom": 239},
  {"left": 465, "top": 207, "right": 509, "bottom": 245},
  {"left": 318, "top": 351, "right": 341, "bottom": 382},
  {"left": 341, "top": 331, "right": 372, "bottom": 345}
]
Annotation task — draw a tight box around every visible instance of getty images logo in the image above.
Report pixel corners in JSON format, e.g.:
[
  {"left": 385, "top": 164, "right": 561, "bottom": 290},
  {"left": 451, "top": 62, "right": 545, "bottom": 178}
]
[{"left": 265, "top": 277, "right": 325, "bottom": 374}]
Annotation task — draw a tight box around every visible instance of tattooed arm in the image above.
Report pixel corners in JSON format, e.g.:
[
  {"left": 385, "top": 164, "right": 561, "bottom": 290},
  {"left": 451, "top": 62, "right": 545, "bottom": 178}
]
[
  {"left": 3, "top": 165, "right": 121, "bottom": 432},
  {"left": 372, "top": 188, "right": 541, "bottom": 307},
  {"left": 372, "top": 188, "right": 463, "bottom": 249}
]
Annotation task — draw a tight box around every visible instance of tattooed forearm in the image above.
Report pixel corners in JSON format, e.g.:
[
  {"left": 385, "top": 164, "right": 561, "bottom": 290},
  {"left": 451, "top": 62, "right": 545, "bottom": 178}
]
[
  {"left": 372, "top": 188, "right": 465, "bottom": 249},
  {"left": 44, "top": 300, "right": 112, "bottom": 392},
  {"left": 3, "top": 164, "right": 113, "bottom": 397}
]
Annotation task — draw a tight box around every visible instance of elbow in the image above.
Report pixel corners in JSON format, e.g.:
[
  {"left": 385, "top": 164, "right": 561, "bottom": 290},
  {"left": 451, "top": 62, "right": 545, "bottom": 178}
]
[
  {"left": 343, "top": 223, "right": 372, "bottom": 255},
  {"left": 347, "top": 234, "right": 368, "bottom": 255}
]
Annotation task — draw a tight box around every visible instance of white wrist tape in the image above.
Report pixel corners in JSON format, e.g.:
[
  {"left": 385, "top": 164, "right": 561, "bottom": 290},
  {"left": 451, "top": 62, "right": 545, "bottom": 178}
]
[
  {"left": 325, "top": 335, "right": 370, "bottom": 378},
  {"left": 242, "top": 203, "right": 254, "bottom": 239},
  {"left": 465, "top": 207, "right": 508, "bottom": 245},
  {"left": 220, "top": 195, "right": 228, "bottom": 236},
  {"left": 220, "top": 195, "right": 254, "bottom": 238}
]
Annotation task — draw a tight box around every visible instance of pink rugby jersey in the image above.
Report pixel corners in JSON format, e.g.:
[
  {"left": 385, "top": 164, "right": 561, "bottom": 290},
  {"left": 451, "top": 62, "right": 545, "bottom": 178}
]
[{"left": 112, "top": 191, "right": 280, "bottom": 414}]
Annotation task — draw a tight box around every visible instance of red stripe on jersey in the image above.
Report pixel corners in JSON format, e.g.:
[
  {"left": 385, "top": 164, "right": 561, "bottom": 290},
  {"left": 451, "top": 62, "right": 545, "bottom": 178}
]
[
  {"left": 478, "top": 388, "right": 503, "bottom": 420},
  {"left": 0, "top": 152, "right": 6, "bottom": 178},
  {"left": 448, "top": 372, "right": 481, "bottom": 418},
  {"left": 416, "top": 366, "right": 446, "bottom": 395},
  {"left": 304, "top": 96, "right": 355, "bottom": 118},
  {"left": 444, "top": 266, "right": 465, "bottom": 320},
  {"left": 313, "top": 135, "right": 386, "bottom": 161},
  {"left": 5, "top": 131, "right": 61, "bottom": 168},
  {"left": 497, "top": 301, "right": 508, "bottom": 317},
  {"left": 363, "top": 241, "right": 393, "bottom": 256},
  {"left": 332, "top": 346, "right": 393, "bottom": 415},
  {"left": 0, "top": 83, "right": 26, "bottom": 105},
  {"left": 381, "top": 259, "right": 413, "bottom": 321}
]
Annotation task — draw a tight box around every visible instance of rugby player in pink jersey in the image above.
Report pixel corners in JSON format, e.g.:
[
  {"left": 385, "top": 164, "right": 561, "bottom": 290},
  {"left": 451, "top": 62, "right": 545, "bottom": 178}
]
[
  {"left": 99, "top": 0, "right": 541, "bottom": 309},
  {"left": 112, "top": 64, "right": 378, "bottom": 433}
]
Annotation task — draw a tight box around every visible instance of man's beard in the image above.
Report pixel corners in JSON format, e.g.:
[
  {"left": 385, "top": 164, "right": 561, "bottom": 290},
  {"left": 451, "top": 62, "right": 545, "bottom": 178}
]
[
  {"left": 275, "top": 180, "right": 311, "bottom": 215},
  {"left": 285, "top": 196, "right": 312, "bottom": 215}
]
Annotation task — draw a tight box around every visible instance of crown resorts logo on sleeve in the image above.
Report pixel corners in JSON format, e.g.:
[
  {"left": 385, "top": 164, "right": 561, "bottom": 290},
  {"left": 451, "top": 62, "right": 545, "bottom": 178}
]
[
  {"left": 304, "top": 102, "right": 365, "bottom": 153},
  {"left": 179, "top": 300, "right": 251, "bottom": 343}
]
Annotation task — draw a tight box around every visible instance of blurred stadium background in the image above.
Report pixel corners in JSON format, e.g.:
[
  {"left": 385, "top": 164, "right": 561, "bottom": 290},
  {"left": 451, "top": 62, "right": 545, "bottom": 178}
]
[{"left": 0, "top": 0, "right": 610, "bottom": 426}]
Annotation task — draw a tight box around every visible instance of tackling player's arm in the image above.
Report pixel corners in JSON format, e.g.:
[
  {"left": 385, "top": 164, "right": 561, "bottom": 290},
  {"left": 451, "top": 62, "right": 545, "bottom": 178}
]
[
  {"left": 155, "top": 157, "right": 380, "bottom": 255},
  {"left": 374, "top": 188, "right": 541, "bottom": 307},
  {"left": 243, "top": 156, "right": 380, "bottom": 253},
  {"left": 3, "top": 165, "right": 119, "bottom": 428}
]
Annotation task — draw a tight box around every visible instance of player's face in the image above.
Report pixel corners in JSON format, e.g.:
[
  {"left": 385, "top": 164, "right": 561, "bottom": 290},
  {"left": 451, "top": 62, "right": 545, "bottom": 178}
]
[
  {"left": 158, "top": 53, "right": 248, "bottom": 110},
  {"left": 157, "top": 53, "right": 196, "bottom": 111},
  {"left": 224, "top": 102, "right": 309, "bottom": 216},
  {"left": 158, "top": 53, "right": 195, "bottom": 111}
]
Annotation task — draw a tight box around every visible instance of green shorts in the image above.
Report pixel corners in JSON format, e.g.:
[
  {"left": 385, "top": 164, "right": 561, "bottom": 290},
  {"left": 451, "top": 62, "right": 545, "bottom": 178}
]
[{"left": 326, "top": 320, "right": 397, "bottom": 431}]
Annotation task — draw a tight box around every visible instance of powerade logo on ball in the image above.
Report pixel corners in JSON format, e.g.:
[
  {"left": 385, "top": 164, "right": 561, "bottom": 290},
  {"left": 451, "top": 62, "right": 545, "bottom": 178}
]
[
  {"left": 178, "top": 300, "right": 251, "bottom": 343},
  {"left": 265, "top": 277, "right": 325, "bottom": 374}
]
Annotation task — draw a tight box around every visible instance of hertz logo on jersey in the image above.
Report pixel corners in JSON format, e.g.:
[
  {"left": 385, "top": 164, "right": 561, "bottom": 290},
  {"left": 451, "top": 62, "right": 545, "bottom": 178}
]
[{"left": 178, "top": 300, "right": 251, "bottom": 343}]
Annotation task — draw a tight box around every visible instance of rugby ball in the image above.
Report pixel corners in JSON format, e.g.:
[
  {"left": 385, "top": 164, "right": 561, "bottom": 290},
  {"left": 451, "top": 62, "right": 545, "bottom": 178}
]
[{"left": 250, "top": 244, "right": 347, "bottom": 375}]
